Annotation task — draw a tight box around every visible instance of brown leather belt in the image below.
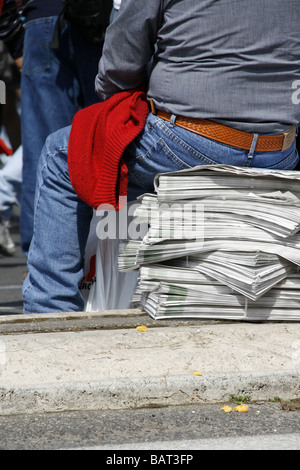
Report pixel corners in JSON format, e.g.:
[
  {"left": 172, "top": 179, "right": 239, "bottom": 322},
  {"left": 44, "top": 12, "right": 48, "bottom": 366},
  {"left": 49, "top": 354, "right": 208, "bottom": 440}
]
[{"left": 150, "top": 100, "right": 296, "bottom": 152}]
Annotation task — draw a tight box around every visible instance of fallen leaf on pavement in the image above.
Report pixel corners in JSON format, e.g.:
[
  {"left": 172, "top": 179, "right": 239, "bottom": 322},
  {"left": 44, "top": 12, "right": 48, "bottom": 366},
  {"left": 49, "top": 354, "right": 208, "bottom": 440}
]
[
  {"left": 234, "top": 404, "right": 249, "bottom": 413},
  {"left": 221, "top": 406, "right": 232, "bottom": 413},
  {"left": 136, "top": 325, "right": 147, "bottom": 332}
]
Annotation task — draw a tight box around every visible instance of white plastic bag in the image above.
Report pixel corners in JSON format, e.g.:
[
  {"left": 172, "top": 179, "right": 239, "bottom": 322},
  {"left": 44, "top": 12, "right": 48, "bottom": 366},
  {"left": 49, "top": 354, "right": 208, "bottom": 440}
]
[
  {"left": 79, "top": 211, "right": 98, "bottom": 307},
  {"left": 82, "top": 209, "right": 139, "bottom": 312}
]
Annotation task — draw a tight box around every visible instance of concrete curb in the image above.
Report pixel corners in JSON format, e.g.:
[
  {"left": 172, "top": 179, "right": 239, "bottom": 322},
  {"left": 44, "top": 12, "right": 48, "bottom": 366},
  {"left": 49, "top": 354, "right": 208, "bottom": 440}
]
[
  {"left": 0, "top": 371, "right": 299, "bottom": 416},
  {"left": 0, "top": 316, "right": 299, "bottom": 415}
]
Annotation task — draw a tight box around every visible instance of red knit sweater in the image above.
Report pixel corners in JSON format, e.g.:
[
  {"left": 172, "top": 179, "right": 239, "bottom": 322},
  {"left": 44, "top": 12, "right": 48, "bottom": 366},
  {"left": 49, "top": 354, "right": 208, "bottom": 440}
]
[{"left": 68, "top": 90, "right": 149, "bottom": 211}]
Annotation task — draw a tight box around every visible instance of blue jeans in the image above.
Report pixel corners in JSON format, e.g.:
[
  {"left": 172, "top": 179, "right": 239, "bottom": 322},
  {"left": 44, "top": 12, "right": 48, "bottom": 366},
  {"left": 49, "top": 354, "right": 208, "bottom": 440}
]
[
  {"left": 22, "top": 113, "right": 299, "bottom": 313},
  {"left": 20, "top": 16, "right": 102, "bottom": 256}
]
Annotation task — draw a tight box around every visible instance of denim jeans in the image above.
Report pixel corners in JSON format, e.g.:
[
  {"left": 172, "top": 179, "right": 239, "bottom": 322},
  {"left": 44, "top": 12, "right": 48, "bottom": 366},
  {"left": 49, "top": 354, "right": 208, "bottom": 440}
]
[
  {"left": 20, "top": 16, "right": 102, "bottom": 256},
  {"left": 23, "top": 113, "right": 299, "bottom": 313},
  {"left": 110, "top": 7, "right": 120, "bottom": 23}
]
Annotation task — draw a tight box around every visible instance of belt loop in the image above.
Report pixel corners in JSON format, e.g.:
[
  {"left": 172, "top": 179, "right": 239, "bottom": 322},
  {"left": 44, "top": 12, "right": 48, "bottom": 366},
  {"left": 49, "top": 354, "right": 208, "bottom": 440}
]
[
  {"left": 170, "top": 114, "right": 177, "bottom": 127},
  {"left": 248, "top": 133, "right": 258, "bottom": 159}
]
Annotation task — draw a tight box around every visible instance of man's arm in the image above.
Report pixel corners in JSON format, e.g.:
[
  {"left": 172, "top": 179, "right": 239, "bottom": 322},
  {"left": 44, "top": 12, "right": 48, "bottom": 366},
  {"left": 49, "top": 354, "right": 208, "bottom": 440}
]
[{"left": 95, "top": 0, "right": 164, "bottom": 101}]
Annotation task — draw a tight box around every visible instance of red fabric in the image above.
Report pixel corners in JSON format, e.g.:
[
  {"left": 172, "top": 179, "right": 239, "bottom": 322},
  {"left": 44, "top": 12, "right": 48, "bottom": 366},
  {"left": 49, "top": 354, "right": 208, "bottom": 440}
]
[
  {"left": 0, "top": 0, "right": 4, "bottom": 16},
  {"left": 68, "top": 90, "right": 149, "bottom": 211},
  {"left": 0, "top": 138, "right": 13, "bottom": 156}
]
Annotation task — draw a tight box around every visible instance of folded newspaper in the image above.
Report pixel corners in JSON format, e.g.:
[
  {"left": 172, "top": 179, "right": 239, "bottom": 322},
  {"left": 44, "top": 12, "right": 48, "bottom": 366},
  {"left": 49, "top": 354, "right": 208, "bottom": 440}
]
[{"left": 119, "top": 165, "right": 300, "bottom": 321}]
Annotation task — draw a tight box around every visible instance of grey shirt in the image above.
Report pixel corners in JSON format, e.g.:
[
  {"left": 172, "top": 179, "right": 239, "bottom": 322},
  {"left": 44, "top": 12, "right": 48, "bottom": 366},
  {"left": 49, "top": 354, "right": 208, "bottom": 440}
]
[{"left": 95, "top": 0, "right": 300, "bottom": 135}]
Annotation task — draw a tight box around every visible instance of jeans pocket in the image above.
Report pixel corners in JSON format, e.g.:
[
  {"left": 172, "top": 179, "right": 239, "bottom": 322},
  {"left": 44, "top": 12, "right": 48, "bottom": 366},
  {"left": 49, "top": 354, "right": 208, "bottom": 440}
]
[
  {"left": 125, "top": 137, "right": 193, "bottom": 190},
  {"left": 22, "top": 18, "right": 55, "bottom": 77}
]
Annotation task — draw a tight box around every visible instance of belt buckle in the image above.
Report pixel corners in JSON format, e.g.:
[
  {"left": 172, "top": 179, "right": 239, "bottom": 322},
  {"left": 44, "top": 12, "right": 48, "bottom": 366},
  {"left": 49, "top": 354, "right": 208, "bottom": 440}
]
[
  {"left": 150, "top": 99, "right": 157, "bottom": 115},
  {"left": 282, "top": 124, "right": 296, "bottom": 151}
]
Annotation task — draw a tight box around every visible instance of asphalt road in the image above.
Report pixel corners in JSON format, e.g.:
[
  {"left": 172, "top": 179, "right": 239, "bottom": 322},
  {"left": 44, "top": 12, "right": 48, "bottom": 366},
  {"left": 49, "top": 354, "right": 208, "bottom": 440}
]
[
  {"left": 0, "top": 403, "right": 299, "bottom": 450},
  {"left": 0, "top": 216, "right": 26, "bottom": 315}
]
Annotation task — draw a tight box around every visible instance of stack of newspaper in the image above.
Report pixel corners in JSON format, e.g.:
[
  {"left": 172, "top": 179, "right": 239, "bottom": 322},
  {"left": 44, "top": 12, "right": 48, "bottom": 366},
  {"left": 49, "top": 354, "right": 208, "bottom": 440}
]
[{"left": 119, "top": 165, "right": 300, "bottom": 321}]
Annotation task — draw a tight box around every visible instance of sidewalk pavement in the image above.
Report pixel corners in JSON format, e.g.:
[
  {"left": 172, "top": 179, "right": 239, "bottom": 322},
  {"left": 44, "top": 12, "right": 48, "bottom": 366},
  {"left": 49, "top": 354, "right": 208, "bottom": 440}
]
[{"left": 0, "top": 308, "right": 299, "bottom": 416}]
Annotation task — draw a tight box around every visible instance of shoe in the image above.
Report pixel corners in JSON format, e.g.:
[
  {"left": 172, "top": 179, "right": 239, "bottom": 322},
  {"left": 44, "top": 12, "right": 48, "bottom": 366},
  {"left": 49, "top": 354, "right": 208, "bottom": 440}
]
[{"left": 0, "top": 218, "right": 16, "bottom": 256}]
